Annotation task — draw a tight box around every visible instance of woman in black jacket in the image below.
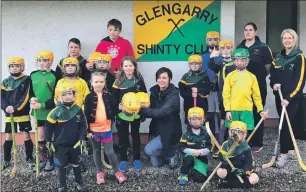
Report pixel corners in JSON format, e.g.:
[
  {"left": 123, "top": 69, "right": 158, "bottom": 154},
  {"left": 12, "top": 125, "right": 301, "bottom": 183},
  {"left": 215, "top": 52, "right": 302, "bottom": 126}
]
[
  {"left": 270, "top": 29, "right": 306, "bottom": 168},
  {"left": 140, "top": 67, "right": 182, "bottom": 169}
]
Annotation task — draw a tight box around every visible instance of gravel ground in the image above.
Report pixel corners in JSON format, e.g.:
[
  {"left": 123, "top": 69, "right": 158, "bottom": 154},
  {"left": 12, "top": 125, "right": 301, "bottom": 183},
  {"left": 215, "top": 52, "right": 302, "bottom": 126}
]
[{"left": 1, "top": 128, "right": 306, "bottom": 192}]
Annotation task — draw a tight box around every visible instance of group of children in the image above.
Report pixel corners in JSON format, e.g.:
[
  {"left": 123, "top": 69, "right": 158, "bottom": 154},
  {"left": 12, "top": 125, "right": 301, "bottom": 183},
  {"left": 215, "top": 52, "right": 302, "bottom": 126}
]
[
  {"left": 2, "top": 19, "right": 268, "bottom": 191},
  {"left": 176, "top": 35, "right": 267, "bottom": 188}
]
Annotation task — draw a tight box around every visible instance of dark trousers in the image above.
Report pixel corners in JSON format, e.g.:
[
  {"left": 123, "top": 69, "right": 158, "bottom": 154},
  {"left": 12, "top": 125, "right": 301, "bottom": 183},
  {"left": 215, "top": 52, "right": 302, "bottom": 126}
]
[
  {"left": 275, "top": 94, "right": 301, "bottom": 154},
  {"left": 222, "top": 171, "right": 252, "bottom": 189},
  {"left": 116, "top": 119, "right": 141, "bottom": 161},
  {"left": 249, "top": 98, "right": 266, "bottom": 147},
  {"left": 180, "top": 155, "right": 207, "bottom": 183}
]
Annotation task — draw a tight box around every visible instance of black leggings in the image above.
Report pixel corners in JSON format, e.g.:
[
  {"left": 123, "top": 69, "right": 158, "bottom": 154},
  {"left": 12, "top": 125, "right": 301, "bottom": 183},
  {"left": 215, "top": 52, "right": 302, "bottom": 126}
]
[
  {"left": 222, "top": 172, "right": 252, "bottom": 189},
  {"left": 180, "top": 155, "right": 207, "bottom": 183},
  {"left": 275, "top": 94, "right": 301, "bottom": 154},
  {"left": 116, "top": 119, "right": 141, "bottom": 161}
]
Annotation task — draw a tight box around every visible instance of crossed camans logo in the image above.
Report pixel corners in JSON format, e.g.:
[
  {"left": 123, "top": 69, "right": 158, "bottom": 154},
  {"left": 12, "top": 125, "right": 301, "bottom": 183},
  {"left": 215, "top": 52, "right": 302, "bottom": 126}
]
[
  {"left": 167, "top": 18, "right": 185, "bottom": 38},
  {"left": 253, "top": 49, "right": 260, "bottom": 55},
  {"left": 107, "top": 45, "right": 120, "bottom": 58}
]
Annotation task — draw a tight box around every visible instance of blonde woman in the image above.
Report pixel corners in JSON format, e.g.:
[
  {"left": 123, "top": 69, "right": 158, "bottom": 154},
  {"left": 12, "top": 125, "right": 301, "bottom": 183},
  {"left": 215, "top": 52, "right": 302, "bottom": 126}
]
[{"left": 270, "top": 29, "right": 306, "bottom": 168}]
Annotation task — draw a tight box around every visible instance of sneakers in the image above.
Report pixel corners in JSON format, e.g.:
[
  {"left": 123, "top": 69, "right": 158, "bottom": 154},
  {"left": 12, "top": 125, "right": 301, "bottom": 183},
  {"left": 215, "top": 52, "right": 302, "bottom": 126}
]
[
  {"left": 252, "top": 146, "right": 263, "bottom": 153},
  {"left": 96, "top": 172, "right": 105, "bottom": 184},
  {"left": 27, "top": 158, "right": 36, "bottom": 171},
  {"left": 115, "top": 171, "right": 127, "bottom": 184},
  {"left": 1, "top": 161, "right": 10, "bottom": 171},
  {"left": 178, "top": 173, "right": 188, "bottom": 185},
  {"left": 119, "top": 161, "right": 127, "bottom": 172},
  {"left": 39, "top": 161, "right": 47, "bottom": 171},
  {"left": 276, "top": 153, "right": 288, "bottom": 168},
  {"left": 133, "top": 160, "right": 142, "bottom": 172},
  {"left": 217, "top": 179, "right": 230, "bottom": 188},
  {"left": 44, "top": 159, "right": 55, "bottom": 172},
  {"left": 168, "top": 152, "right": 180, "bottom": 170},
  {"left": 288, "top": 150, "right": 297, "bottom": 161}
]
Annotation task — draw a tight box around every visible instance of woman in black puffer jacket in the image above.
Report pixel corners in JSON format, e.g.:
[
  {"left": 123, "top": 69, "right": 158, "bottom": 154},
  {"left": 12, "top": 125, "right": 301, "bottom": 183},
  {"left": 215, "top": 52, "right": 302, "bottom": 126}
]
[{"left": 139, "top": 67, "right": 182, "bottom": 169}]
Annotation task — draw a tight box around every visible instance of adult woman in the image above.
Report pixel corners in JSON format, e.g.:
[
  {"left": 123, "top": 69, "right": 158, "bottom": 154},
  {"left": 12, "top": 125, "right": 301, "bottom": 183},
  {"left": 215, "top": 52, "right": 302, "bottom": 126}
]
[
  {"left": 140, "top": 67, "right": 182, "bottom": 169},
  {"left": 270, "top": 29, "right": 306, "bottom": 168}
]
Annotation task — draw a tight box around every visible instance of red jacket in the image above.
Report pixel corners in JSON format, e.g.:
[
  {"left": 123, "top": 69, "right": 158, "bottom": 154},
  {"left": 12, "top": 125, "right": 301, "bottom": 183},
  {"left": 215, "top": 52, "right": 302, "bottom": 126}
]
[{"left": 95, "top": 36, "right": 135, "bottom": 74}]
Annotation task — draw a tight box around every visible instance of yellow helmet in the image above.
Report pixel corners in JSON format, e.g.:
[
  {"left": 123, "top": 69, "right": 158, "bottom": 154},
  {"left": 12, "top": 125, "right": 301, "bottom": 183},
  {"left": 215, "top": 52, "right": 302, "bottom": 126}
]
[
  {"left": 121, "top": 92, "right": 141, "bottom": 115},
  {"left": 206, "top": 31, "right": 220, "bottom": 39},
  {"left": 188, "top": 54, "right": 202, "bottom": 63},
  {"left": 36, "top": 51, "right": 54, "bottom": 63},
  {"left": 62, "top": 57, "right": 79, "bottom": 66},
  {"left": 188, "top": 107, "right": 205, "bottom": 119},
  {"left": 219, "top": 40, "right": 233, "bottom": 48},
  {"left": 88, "top": 52, "right": 102, "bottom": 63},
  {"left": 229, "top": 121, "right": 247, "bottom": 133},
  {"left": 55, "top": 84, "right": 76, "bottom": 99},
  {"left": 8, "top": 57, "right": 25, "bottom": 66},
  {"left": 98, "top": 54, "right": 112, "bottom": 63},
  {"left": 136, "top": 92, "right": 150, "bottom": 108}
]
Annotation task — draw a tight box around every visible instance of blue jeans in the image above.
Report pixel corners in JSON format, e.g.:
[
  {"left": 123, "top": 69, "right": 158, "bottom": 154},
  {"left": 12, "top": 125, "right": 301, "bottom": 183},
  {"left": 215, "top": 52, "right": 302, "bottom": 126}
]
[{"left": 144, "top": 136, "right": 177, "bottom": 167}]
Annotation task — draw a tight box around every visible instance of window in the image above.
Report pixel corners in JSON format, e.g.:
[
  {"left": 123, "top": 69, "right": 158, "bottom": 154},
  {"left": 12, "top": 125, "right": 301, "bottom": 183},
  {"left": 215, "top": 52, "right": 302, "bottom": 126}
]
[{"left": 266, "top": 0, "right": 298, "bottom": 56}]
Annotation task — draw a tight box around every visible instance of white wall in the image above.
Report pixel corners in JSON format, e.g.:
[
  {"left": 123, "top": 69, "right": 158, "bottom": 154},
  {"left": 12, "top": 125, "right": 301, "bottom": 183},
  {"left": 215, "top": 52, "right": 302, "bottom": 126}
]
[
  {"left": 235, "top": 1, "right": 267, "bottom": 46},
  {"left": 2, "top": 1, "right": 285, "bottom": 133}
]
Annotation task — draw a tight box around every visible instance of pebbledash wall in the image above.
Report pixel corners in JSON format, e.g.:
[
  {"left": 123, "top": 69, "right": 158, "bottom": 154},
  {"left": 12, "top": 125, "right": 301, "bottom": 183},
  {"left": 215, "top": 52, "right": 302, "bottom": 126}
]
[{"left": 1, "top": 1, "right": 306, "bottom": 133}]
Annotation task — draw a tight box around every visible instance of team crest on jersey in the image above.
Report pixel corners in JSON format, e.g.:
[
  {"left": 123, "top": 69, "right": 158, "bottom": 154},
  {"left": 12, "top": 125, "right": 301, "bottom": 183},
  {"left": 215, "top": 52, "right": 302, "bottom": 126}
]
[
  {"left": 253, "top": 49, "right": 260, "bottom": 55},
  {"left": 76, "top": 115, "right": 81, "bottom": 122},
  {"left": 107, "top": 45, "right": 120, "bottom": 58},
  {"left": 289, "top": 63, "right": 294, "bottom": 70},
  {"left": 201, "top": 140, "right": 207, "bottom": 147}
]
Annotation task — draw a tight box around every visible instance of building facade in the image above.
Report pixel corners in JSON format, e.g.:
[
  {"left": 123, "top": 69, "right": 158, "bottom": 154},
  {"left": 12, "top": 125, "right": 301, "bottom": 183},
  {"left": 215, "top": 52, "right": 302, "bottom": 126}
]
[{"left": 1, "top": 1, "right": 306, "bottom": 132}]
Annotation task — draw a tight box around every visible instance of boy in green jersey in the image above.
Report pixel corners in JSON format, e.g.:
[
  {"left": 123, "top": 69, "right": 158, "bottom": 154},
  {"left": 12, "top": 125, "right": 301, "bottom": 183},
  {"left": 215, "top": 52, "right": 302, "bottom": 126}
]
[{"left": 30, "top": 50, "right": 58, "bottom": 171}]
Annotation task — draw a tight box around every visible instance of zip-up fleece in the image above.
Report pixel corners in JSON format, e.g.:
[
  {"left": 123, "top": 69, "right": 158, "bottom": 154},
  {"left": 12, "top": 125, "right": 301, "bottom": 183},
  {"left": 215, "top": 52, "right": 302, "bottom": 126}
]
[
  {"left": 1, "top": 74, "right": 31, "bottom": 122},
  {"left": 45, "top": 104, "right": 87, "bottom": 147},
  {"left": 179, "top": 70, "right": 213, "bottom": 113},
  {"left": 270, "top": 48, "right": 306, "bottom": 101}
]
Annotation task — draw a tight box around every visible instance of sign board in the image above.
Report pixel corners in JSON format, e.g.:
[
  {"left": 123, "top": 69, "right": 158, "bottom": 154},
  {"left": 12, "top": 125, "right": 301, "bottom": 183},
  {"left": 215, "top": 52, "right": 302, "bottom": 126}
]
[{"left": 134, "top": 1, "right": 221, "bottom": 62}]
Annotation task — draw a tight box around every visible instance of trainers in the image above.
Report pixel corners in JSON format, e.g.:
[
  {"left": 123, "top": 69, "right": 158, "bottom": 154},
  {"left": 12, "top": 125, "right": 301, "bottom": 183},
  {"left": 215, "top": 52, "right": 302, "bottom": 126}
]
[
  {"left": 39, "top": 161, "right": 47, "bottom": 171},
  {"left": 27, "top": 158, "right": 36, "bottom": 171},
  {"left": 178, "top": 173, "right": 188, "bottom": 185},
  {"left": 133, "top": 160, "right": 142, "bottom": 172},
  {"left": 119, "top": 161, "right": 127, "bottom": 172},
  {"left": 217, "top": 179, "right": 229, "bottom": 188},
  {"left": 44, "top": 159, "right": 55, "bottom": 172},
  {"left": 288, "top": 150, "right": 297, "bottom": 161},
  {"left": 276, "top": 153, "right": 288, "bottom": 168},
  {"left": 96, "top": 172, "right": 105, "bottom": 184},
  {"left": 252, "top": 146, "right": 263, "bottom": 153},
  {"left": 168, "top": 152, "right": 180, "bottom": 170},
  {"left": 1, "top": 161, "right": 10, "bottom": 171},
  {"left": 115, "top": 171, "right": 127, "bottom": 184}
]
